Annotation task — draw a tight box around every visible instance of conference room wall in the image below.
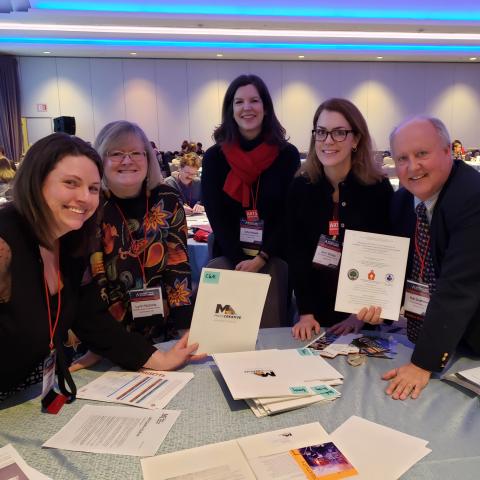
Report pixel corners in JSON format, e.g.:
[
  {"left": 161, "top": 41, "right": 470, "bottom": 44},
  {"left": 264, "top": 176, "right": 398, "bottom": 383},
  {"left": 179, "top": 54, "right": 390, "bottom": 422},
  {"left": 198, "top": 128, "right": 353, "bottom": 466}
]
[{"left": 18, "top": 57, "right": 480, "bottom": 151}]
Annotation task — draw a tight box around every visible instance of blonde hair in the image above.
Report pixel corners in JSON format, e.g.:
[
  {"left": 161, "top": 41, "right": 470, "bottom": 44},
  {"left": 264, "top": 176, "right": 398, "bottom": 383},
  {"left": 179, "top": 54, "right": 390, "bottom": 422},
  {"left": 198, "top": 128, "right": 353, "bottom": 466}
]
[
  {"left": 94, "top": 121, "right": 163, "bottom": 192},
  {"left": 299, "top": 98, "right": 383, "bottom": 185},
  {"left": 0, "top": 157, "right": 15, "bottom": 182},
  {"left": 180, "top": 152, "right": 201, "bottom": 169}
]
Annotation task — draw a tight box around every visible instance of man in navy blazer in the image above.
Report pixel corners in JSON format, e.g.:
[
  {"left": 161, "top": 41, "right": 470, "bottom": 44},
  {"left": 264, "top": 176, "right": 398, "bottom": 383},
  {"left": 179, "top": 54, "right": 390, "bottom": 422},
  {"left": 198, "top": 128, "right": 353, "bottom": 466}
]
[{"left": 368, "top": 116, "right": 480, "bottom": 400}]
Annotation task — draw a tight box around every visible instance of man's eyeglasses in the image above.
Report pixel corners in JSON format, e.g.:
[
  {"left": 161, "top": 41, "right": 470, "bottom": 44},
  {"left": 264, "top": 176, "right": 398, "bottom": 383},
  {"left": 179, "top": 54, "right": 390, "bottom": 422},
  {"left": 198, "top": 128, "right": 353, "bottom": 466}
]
[
  {"left": 312, "top": 128, "right": 354, "bottom": 142},
  {"left": 107, "top": 151, "right": 146, "bottom": 162}
]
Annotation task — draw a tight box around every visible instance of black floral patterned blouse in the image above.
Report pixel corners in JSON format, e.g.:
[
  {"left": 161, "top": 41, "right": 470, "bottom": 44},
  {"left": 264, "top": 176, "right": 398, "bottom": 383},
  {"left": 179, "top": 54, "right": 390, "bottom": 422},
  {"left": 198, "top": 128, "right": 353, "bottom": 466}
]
[{"left": 88, "top": 184, "right": 193, "bottom": 341}]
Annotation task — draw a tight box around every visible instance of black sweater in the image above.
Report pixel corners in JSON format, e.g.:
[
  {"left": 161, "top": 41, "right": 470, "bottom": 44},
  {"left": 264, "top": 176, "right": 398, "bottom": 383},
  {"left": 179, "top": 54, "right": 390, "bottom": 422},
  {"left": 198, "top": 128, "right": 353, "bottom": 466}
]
[
  {"left": 287, "top": 171, "right": 393, "bottom": 326},
  {"left": 202, "top": 136, "right": 300, "bottom": 265},
  {"left": 0, "top": 205, "right": 155, "bottom": 392}
]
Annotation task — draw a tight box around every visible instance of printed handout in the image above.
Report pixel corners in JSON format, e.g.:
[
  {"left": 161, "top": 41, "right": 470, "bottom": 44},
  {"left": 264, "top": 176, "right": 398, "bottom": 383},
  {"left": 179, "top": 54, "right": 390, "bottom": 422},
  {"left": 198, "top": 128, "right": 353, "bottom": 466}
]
[
  {"left": 43, "top": 404, "right": 179, "bottom": 456},
  {"left": 77, "top": 367, "right": 193, "bottom": 409}
]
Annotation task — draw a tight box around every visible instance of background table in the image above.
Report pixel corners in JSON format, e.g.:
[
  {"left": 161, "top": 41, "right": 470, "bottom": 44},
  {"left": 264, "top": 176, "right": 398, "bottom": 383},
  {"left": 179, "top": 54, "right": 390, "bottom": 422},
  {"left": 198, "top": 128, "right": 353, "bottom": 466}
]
[
  {"left": 186, "top": 213, "right": 211, "bottom": 285},
  {"left": 187, "top": 238, "right": 209, "bottom": 285},
  {"left": 1, "top": 328, "right": 479, "bottom": 480}
]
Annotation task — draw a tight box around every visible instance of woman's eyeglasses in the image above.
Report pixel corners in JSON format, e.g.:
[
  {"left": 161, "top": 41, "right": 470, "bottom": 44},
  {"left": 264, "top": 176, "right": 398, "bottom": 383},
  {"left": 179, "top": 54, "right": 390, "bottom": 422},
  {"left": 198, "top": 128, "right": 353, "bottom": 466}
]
[
  {"left": 107, "top": 151, "right": 146, "bottom": 162},
  {"left": 312, "top": 128, "right": 354, "bottom": 142}
]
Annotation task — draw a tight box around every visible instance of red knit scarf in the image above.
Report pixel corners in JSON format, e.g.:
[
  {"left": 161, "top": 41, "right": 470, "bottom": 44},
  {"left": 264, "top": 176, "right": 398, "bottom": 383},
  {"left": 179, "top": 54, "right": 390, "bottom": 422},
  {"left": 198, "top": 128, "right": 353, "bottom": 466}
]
[{"left": 222, "top": 142, "right": 279, "bottom": 207}]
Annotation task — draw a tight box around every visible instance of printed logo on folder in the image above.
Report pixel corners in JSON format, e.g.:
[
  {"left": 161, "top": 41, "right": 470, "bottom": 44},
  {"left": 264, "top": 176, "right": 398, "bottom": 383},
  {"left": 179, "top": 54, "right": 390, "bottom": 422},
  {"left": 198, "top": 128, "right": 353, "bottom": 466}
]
[
  {"left": 214, "top": 304, "right": 241, "bottom": 321},
  {"left": 244, "top": 369, "right": 277, "bottom": 377}
]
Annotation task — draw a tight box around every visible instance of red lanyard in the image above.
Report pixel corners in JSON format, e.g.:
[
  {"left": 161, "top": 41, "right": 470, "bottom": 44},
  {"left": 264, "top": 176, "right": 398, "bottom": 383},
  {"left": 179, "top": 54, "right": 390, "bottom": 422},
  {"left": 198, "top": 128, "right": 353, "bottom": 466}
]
[
  {"left": 43, "top": 249, "right": 62, "bottom": 351},
  {"left": 114, "top": 191, "right": 149, "bottom": 286},
  {"left": 414, "top": 216, "right": 431, "bottom": 282},
  {"left": 250, "top": 177, "right": 261, "bottom": 211}
]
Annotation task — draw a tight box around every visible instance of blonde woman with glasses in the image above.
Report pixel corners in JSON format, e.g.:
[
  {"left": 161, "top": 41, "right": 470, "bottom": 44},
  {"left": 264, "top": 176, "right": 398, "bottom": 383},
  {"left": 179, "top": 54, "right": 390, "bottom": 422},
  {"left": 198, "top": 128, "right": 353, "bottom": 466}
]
[
  {"left": 71, "top": 121, "right": 197, "bottom": 371},
  {"left": 288, "top": 98, "right": 393, "bottom": 341}
]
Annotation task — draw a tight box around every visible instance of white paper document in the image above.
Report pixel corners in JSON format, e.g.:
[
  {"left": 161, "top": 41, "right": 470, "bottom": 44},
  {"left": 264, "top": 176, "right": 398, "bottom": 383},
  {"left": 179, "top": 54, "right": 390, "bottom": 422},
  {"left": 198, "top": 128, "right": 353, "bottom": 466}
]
[
  {"left": 42, "top": 404, "right": 179, "bottom": 456},
  {"left": 0, "top": 444, "right": 51, "bottom": 480},
  {"left": 76, "top": 367, "right": 193, "bottom": 409},
  {"left": 142, "top": 440, "right": 256, "bottom": 480},
  {"left": 331, "top": 416, "right": 431, "bottom": 480},
  {"left": 335, "top": 230, "right": 409, "bottom": 321},
  {"left": 186, "top": 213, "right": 211, "bottom": 228},
  {"left": 188, "top": 268, "right": 271, "bottom": 354},
  {"left": 142, "top": 423, "right": 335, "bottom": 480},
  {"left": 213, "top": 349, "right": 343, "bottom": 399}
]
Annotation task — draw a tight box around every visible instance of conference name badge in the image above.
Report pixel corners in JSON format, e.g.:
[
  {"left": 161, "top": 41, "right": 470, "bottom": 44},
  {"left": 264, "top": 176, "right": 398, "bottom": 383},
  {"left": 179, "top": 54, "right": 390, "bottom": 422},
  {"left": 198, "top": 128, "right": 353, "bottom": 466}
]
[
  {"left": 240, "top": 218, "right": 264, "bottom": 256},
  {"left": 129, "top": 287, "right": 164, "bottom": 319},
  {"left": 313, "top": 235, "right": 342, "bottom": 269},
  {"left": 41, "top": 350, "right": 68, "bottom": 414},
  {"left": 41, "top": 350, "right": 57, "bottom": 400},
  {"left": 404, "top": 279, "right": 430, "bottom": 318}
]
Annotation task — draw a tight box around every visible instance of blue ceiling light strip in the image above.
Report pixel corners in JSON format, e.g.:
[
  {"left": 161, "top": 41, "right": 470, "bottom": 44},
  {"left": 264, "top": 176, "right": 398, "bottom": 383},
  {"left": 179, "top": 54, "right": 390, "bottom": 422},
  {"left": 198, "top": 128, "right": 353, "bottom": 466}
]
[
  {"left": 2, "top": 37, "right": 480, "bottom": 53},
  {"left": 32, "top": 2, "right": 480, "bottom": 21}
]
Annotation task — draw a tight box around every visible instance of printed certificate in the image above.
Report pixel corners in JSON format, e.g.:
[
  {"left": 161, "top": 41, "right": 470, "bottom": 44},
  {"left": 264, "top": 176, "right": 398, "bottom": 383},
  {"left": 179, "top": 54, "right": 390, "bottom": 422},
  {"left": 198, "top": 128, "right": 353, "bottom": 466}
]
[{"left": 335, "top": 230, "right": 409, "bottom": 321}]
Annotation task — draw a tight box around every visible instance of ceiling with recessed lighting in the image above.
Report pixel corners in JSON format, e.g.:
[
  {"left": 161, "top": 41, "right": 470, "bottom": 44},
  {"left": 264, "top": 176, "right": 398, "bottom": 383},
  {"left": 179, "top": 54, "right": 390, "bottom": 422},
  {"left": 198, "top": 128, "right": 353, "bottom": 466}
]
[{"left": 1, "top": 0, "right": 480, "bottom": 61}]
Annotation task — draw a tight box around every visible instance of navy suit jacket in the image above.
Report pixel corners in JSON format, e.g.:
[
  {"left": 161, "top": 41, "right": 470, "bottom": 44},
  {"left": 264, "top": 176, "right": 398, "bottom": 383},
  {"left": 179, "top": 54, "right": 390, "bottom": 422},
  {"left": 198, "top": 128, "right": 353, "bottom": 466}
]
[{"left": 391, "top": 160, "right": 480, "bottom": 372}]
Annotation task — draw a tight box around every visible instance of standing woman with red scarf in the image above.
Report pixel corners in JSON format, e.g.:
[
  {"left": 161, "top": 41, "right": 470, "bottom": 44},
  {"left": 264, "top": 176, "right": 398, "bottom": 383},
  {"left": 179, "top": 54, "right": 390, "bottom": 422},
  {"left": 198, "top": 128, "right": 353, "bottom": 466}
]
[{"left": 201, "top": 74, "right": 300, "bottom": 327}]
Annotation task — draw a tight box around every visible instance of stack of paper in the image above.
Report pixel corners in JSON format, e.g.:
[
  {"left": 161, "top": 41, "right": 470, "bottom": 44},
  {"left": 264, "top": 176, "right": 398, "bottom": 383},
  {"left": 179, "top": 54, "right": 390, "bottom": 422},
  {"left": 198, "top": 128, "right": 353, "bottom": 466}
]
[
  {"left": 443, "top": 365, "right": 480, "bottom": 395},
  {"left": 213, "top": 349, "right": 343, "bottom": 416},
  {"left": 76, "top": 367, "right": 194, "bottom": 409},
  {"left": 141, "top": 417, "right": 431, "bottom": 480},
  {"left": 246, "top": 381, "right": 342, "bottom": 417}
]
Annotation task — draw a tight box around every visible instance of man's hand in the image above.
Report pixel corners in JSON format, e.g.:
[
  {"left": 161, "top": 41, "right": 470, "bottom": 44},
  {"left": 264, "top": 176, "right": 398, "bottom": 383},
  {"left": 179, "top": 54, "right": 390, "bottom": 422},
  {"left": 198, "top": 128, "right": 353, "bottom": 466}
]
[
  {"left": 328, "top": 315, "right": 364, "bottom": 335},
  {"left": 382, "top": 363, "right": 431, "bottom": 400},
  {"left": 235, "top": 256, "right": 265, "bottom": 273},
  {"left": 292, "top": 314, "right": 320, "bottom": 341}
]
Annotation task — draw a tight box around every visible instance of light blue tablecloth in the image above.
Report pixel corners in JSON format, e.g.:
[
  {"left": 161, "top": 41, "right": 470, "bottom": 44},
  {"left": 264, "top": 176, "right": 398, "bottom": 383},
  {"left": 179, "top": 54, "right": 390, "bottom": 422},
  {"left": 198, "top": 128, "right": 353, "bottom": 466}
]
[{"left": 1, "top": 328, "right": 479, "bottom": 479}]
